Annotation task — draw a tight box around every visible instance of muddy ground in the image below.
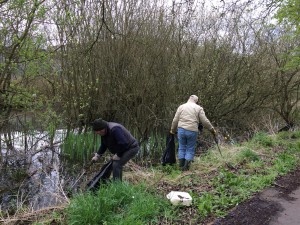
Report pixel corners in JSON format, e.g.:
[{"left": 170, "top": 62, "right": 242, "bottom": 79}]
[{"left": 211, "top": 167, "right": 300, "bottom": 225}]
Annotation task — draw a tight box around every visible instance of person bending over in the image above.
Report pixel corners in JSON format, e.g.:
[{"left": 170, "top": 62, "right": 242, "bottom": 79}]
[{"left": 91, "top": 118, "right": 139, "bottom": 181}]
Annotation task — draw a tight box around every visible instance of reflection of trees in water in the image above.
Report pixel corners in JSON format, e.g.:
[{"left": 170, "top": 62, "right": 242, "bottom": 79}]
[{"left": 0, "top": 129, "right": 67, "bottom": 211}]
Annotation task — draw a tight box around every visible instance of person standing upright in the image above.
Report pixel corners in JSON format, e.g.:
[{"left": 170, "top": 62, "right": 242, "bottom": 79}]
[{"left": 170, "top": 95, "right": 216, "bottom": 171}]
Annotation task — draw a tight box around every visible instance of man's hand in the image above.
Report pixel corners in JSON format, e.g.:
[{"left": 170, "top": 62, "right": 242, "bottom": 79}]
[
  {"left": 170, "top": 130, "right": 175, "bottom": 135},
  {"left": 113, "top": 154, "right": 120, "bottom": 160},
  {"left": 92, "top": 153, "right": 101, "bottom": 162}
]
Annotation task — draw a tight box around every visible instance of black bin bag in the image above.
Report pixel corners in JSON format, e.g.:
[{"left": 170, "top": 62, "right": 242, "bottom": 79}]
[
  {"left": 161, "top": 134, "right": 176, "bottom": 166},
  {"left": 87, "top": 160, "right": 113, "bottom": 192}
]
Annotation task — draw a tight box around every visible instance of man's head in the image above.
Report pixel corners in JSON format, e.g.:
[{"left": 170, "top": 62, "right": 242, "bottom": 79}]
[
  {"left": 189, "top": 95, "right": 198, "bottom": 103},
  {"left": 92, "top": 118, "right": 108, "bottom": 135}
]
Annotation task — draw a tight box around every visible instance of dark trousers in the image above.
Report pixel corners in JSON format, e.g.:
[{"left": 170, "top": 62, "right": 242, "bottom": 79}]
[{"left": 113, "top": 146, "right": 139, "bottom": 181}]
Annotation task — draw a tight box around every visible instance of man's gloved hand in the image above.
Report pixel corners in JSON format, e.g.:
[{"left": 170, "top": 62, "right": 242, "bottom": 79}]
[
  {"left": 113, "top": 154, "right": 120, "bottom": 161},
  {"left": 210, "top": 127, "right": 217, "bottom": 136},
  {"left": 92, "top": 153, "right": 101, "bottom": 162}
]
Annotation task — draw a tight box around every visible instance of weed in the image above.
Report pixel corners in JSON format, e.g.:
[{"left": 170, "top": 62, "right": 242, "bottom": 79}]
[{"left": 286, "top": 141, "right": 300, "bottom": 153}]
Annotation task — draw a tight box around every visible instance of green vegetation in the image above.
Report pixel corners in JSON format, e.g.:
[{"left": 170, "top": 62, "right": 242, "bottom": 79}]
[
  {"left": 236, "top": 147, "right": 260, "bottom": 162},
  {"left": 2, "top": 0, "right": 300, "bottom": 223},
  {"left": 190, "top": 131, "right": 300, "bottom": 220},
  {"left": 61, "top": 131, "right": 100, "bottom": 163},
  {"left": 63, "top": 131, "right": 300, "bottom": 224},
  {"left": 61, "top": 130, "right": 168, "bottom": 164},
  {"left": 275, "top": 0, "right": 300, "bottom": 69},
  {"left": 250, "top": 132, "right": 276, "bottom": 148},
  {"left": 1, "top": 131, "right": 300, "bottom": 224},
  {"left": 66, "top": 182, "right": 175, "bottom": 225}
]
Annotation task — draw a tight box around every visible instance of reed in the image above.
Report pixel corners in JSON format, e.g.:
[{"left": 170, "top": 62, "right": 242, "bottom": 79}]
[
  {"left": 61, "top": 131, "right": 100, "bottom": 163},
  {"left": 61, "top": 130, "right": 170, "bottom": 165},
  {"left": 136, "top": 132, "right": 167, "bottom": 166}
]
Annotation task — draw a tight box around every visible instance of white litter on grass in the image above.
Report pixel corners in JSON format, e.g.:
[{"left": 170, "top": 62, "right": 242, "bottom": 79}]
[{"left": 166, "top": 191, "right": 192, "bottom": 206}]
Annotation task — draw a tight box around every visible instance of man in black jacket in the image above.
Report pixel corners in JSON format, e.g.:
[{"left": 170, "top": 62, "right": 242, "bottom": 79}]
[{"left": 91, "top": 118, "right": 139, "bottom": 181}]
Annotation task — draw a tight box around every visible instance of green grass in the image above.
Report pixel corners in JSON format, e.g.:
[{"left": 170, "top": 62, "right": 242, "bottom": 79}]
[
  {"left": 190, "top": 131, "right": 300, "bottom": 220},
  {"left": 194, "top": 167, "right": 278, "bottom": 219},
  {"left": 64, "top": 131, "right": 300, "bottom": 224},
  {"left": 236, "top": 147, "right": 260, "bottom": 162},
  {"left": 66, "top": 181, "right": 175, "bottom": 225},
  {"left": 9, "top": 131, "right": 300, "bottom": 224},
  {"left": 250, "top": 132, "right": 276, "bottom": 148}
]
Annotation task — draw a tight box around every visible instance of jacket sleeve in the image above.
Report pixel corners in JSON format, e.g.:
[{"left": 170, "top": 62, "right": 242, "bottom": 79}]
[
  {"left": 97, "top": 137, "right": 107, "bottom": 155},
  {"left": 170, "top": 105, "right": 182, "bottom": 133},
  {"left": 198, "top": 107, "right": 213, "bottom": 130},
  {"left": 112, "top": 127, "right": 128, "bottom": 157}
]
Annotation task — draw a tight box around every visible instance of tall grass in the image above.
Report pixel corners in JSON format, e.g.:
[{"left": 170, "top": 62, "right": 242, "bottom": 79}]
[
  {"left": 236, "top": 147, "right": 260, "bottom": 162},
  {"left": 61, "top": 131, "right": 100, "bottom": 163},
  {"left": 135, "top": 132, "right": 168, "bottom": 166},
  {"left": 61, "top": 129, "right": 170, "bottom": 165}
]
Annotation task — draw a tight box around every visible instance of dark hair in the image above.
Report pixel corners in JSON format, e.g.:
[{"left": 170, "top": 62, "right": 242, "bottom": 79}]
[{"left": 92, "top": 118, "right": 108, "bottom": 131}]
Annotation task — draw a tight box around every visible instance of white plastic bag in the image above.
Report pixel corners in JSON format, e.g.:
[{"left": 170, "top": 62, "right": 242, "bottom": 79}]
[{"left": 166, "top": 191, "right": 192, "bottom": 206}]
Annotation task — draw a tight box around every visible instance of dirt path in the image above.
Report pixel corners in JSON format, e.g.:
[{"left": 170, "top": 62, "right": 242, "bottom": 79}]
[
  {"left": 269, "top": 187, "right": 300, "bottom": 225},
  {"left": 212, "top": 168, "right": 300, "bottom": 225}
]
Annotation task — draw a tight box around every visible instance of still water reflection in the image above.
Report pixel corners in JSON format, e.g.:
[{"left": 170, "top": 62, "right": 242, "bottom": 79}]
[{"left": 0, "top": 130, "right": 68, "bottom": 211}]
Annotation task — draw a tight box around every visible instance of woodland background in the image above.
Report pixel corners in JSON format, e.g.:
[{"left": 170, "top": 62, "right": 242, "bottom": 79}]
[
  {"left": 1, "top": 0, "right": 300, "bottom": 141},
  {"left": 2, "top": 1, "right": 300, "bottom": 223}
]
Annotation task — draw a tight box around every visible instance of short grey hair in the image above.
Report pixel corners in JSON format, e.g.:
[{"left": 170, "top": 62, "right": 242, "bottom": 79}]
[{"left": 189, "top": 95, "right": 198, "bottom": 103}]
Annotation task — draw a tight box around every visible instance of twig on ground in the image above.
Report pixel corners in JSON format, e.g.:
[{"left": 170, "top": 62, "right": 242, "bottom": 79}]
[{"left": 0, "top": 205, "right": 66, "bottom": 224}]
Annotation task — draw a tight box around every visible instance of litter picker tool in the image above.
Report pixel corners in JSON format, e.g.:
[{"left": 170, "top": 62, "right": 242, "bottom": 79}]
[{"left": 213, "top": 134, "right": 223, "bottom": 157}]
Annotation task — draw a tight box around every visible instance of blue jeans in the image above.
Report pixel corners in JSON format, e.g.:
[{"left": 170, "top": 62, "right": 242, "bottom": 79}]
[{"left": 178, "top": 128, "right": 198, "bottom": 160}]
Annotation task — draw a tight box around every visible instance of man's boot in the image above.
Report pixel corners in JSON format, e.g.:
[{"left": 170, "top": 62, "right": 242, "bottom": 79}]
[
  {"left": 179, "top": 158, "right": 185, "bottom": 170},
  {"left": 182, "top": 160, "right": 191, "bottom": 171},
  {"left": 113, "top": 160, "right": 123, "bottom": 181}
]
